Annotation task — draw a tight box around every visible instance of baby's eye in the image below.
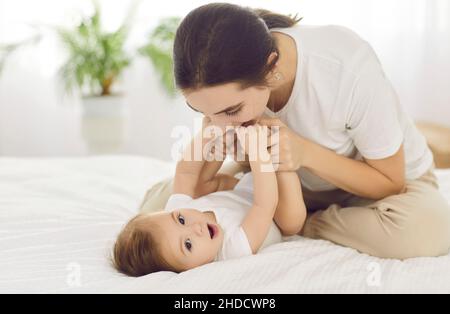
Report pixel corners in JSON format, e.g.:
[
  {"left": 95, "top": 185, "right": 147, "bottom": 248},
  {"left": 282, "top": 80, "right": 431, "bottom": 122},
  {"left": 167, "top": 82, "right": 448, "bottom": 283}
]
[
  {"left": 177, "top": 213, "right": 185, "bottom": 225},
  {"left": 185, "top": 239, "right": 192, "bottom": 251}
]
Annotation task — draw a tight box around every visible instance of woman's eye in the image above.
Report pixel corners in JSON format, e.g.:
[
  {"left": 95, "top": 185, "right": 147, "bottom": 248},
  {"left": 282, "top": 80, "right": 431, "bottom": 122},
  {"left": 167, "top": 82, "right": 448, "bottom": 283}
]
[
  {"left": 178, "top": 214, "right": 185, "bottom": 225},
  {"left": 225, "top": 108, "right": 242, "bottom": 116},
  {"left": 185, "top": 239, "right": 192, "bottom": 251}
]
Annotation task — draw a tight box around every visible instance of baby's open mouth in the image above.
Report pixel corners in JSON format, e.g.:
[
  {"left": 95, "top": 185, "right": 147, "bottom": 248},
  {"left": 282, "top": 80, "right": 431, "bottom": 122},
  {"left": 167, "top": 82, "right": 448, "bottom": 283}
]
[{"left": 207, "top": 223, "right": 217, "bottom": 239}]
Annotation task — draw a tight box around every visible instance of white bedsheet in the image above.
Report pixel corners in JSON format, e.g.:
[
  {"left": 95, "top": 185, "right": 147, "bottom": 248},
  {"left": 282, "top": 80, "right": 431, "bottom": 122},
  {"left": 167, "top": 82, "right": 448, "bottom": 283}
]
[{"left": 0, "top": 155, "right": 449, "bottom": 294}]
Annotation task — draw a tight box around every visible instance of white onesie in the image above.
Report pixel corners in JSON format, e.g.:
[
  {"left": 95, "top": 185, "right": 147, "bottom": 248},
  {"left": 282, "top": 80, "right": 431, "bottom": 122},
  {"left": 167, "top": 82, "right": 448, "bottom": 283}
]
[{"left": 164, "top": 172, "right": 283, "bottom": 261}]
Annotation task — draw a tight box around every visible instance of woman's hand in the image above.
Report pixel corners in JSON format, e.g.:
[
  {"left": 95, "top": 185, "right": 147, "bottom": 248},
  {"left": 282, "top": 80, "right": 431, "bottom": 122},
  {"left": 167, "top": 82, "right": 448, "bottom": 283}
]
[{"left": 259, "top": 117, "right": 310, "bottom": 171}]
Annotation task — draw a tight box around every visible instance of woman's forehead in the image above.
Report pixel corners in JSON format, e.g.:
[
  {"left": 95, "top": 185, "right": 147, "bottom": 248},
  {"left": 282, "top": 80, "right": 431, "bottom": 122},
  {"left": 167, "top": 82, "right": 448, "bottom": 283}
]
[
  {"left": 184, "top": 82, "right": 242, "bottom": 97},
  {"left": 184, "top": 83, "right": 247, "bottom": 112}
]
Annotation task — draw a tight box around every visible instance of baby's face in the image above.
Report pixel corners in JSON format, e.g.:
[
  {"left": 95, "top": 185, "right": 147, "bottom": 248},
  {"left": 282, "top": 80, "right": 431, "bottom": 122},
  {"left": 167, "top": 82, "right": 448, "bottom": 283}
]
[{"left": 150, "top": 208, "right": 224, "bottom": 272}]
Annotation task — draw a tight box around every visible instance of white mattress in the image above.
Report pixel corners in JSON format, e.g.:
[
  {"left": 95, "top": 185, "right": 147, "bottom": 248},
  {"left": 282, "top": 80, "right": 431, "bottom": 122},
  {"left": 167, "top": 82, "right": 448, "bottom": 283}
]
[{"left": 1, "top": 155, "right": 449, "bottom": 294}]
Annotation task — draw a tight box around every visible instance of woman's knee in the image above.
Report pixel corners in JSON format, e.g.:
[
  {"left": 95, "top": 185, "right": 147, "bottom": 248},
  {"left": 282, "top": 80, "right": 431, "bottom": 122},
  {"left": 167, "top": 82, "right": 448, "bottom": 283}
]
[
  {"left": 417, "top": 203, "right": 450, "bottom": 256},
  {"left": 374, "top": 202, "right": 450, "bottom": 259},
  {"left": 139, "top": 177, "right": 174, "bottom": 214}
]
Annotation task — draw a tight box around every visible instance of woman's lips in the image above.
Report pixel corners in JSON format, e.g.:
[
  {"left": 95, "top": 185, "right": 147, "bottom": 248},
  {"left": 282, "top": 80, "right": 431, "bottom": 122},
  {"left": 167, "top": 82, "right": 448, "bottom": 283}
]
[{"left": 241, "top": 119, "right": 256, "bottom": 127}]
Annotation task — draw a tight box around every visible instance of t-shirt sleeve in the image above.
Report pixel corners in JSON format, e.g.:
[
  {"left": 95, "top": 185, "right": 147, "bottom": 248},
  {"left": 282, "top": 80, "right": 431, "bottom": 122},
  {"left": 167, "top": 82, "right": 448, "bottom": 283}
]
[
  {"left": 345, "top": 42, "right": 404, "bottom": 159},
  {"left": 220, "top": 226, "right": 253, "bottom": 260},
  {"left": 164, "top": 193, "right": 194, "bottom": 212}
]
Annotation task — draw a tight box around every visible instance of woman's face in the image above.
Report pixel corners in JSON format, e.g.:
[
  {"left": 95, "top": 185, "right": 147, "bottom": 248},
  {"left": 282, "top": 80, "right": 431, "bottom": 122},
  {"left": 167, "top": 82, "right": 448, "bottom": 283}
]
[{"left": 183, "top": 82, "right": 271, "bottom": 129}]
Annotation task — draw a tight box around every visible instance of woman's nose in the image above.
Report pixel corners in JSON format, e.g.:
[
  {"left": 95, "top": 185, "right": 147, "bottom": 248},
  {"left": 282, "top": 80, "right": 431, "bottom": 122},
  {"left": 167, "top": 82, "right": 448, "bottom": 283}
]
[{"left": 208, "top": 118, "right": 227, "bottom": 130}]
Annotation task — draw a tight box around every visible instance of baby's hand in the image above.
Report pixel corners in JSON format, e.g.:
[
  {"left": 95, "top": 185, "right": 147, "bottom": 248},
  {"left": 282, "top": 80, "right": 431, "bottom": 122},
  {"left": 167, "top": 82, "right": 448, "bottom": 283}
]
[
  {"left": 192, "top": 117, "right": 227, "bottom": 162},
  {"left": 236, "top": 124, "right": 271, "bottom": 164}
]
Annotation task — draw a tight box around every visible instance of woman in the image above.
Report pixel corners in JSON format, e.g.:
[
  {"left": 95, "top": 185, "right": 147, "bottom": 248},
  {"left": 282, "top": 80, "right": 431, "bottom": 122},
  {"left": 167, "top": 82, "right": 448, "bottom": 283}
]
[{"left": 141, "top": 3, "right": 450, "bottom": 259}]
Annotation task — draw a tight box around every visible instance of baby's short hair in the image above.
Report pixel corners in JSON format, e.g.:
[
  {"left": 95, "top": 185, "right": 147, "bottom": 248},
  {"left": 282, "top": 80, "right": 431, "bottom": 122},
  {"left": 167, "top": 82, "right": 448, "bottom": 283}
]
[{"left": 111, "top": 213, "right": 176, "bottom": 277}]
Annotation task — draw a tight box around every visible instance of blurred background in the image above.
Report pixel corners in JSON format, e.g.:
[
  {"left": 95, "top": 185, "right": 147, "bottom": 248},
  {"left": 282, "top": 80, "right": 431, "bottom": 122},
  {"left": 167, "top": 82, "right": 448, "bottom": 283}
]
[{"left": 0, "top": 0, "right": 449, "bottom": 162}]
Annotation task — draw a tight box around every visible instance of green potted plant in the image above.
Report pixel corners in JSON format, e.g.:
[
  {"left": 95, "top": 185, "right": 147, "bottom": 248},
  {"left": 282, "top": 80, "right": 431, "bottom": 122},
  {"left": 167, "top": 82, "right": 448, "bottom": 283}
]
[
  {"left": 139, "top": 16, "right": 181, "bottom": 98},
  {"left": 0, "top": 1, "right": 137, "bottom": 153},
  {"left": 58, "top": 0, "right": 138, "bottom": 153},
  {"left": 58, "top": 1, "right": 134, "bottom": 114},
  {"left": 0, "top": 3, "right": 181, "bottom": 153}
]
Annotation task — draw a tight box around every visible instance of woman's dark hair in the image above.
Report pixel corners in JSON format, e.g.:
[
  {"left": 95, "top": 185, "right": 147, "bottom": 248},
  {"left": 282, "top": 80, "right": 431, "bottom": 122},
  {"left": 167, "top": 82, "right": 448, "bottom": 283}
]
[{"left": 173, "top": 3, "right": 301, "bottom": 92}]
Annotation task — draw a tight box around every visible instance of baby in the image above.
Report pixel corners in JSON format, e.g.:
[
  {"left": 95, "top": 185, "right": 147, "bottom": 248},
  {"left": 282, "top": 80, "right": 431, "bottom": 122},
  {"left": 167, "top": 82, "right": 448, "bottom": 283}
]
[{"left": 112, "top": 124, "right": 307, "bottom": 276}]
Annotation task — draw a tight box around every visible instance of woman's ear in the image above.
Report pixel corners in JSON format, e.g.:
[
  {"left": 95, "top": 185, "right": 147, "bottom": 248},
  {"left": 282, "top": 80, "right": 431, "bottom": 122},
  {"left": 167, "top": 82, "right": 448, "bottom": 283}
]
[
  {"left": 265, "top": 52, "right": 281, "bottom": 85},
  {"left": 266, "top": 51, "right": 278, "bottom": 66}
]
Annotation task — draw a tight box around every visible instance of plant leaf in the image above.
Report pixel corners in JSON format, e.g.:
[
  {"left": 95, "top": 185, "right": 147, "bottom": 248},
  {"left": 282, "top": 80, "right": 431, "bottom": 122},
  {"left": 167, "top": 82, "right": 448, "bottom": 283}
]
[{"left": 139, "top": 17, "right": 180, "bottom": 97}]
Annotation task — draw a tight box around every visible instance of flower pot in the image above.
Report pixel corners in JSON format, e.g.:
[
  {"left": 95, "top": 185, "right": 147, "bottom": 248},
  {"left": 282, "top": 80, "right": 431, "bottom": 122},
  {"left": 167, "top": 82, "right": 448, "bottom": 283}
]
[{"left": 81, "top": 94, "right": 127, "bottom": 154}]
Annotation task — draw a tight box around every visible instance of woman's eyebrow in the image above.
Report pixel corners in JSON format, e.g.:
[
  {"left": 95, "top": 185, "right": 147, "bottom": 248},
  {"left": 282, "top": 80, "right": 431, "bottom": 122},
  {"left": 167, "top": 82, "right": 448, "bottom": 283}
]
[{"left": 185, "top": 101, "right": 243, "bottom": 115}]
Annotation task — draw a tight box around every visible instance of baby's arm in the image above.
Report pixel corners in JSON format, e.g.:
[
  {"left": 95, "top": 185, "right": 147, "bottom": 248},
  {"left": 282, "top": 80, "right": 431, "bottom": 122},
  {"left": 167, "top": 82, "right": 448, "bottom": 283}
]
[
  {"left": 273, "top": 172, "right": 307, "bottom": 236},
  {"left": 173, "top": 118, "right": 238, "bottom": 198},
  {"left": 193, "top": 159, "right": 239, "bottom": 198},
  {"left": 238, "top": 126, "right": 279, "bottom": 254}
]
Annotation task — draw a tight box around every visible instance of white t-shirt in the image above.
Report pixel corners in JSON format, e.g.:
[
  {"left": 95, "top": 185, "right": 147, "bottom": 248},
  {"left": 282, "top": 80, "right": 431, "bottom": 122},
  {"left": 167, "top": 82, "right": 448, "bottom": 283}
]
[
  {"left": 164, "top": 172, "right": 282, "bottom": 261},
  {"left": 266, "top": 25, "right": 433, "bottom": 191}
]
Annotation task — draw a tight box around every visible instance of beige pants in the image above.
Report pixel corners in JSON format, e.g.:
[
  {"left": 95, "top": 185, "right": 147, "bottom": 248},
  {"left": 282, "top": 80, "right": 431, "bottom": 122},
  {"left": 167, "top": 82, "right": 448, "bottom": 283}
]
[{"left": 139, "top": 164, "right": 450, "bottom": 259}]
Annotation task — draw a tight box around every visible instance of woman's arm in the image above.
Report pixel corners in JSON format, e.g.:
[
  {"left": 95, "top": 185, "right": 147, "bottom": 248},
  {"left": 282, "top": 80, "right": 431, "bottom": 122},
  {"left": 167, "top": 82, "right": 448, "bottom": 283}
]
[
  {"left": 260, "top": 117, "right": 406, "bottom": 200},
  {"left": 303, "top": 141, "right": 406, "bottom": 200},
  {"left": 273, "top": 172, "right": 307, "bottom": 236}
]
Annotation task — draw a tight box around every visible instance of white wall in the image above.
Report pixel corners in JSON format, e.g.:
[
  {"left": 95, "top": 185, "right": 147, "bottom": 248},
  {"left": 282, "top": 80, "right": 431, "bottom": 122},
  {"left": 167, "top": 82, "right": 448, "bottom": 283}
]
[{"left": 0, "top": 0, "right": 449, "bottom": 159}]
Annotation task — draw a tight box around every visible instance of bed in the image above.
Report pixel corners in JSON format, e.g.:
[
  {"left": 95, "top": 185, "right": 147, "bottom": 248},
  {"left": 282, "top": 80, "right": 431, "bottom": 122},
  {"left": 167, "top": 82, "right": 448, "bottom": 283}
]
[{"left": 1, "top": 155, "right": 449, "bottom": 294}]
